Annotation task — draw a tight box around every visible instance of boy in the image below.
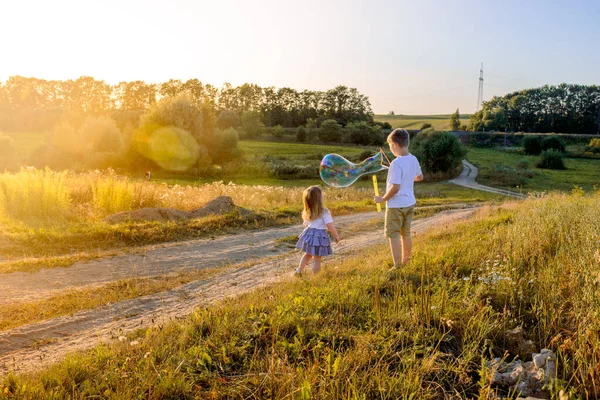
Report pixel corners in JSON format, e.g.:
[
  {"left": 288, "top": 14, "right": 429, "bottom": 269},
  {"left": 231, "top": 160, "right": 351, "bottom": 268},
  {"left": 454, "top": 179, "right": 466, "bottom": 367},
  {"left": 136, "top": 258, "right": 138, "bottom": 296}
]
[{"left": 374, "top": 129, "right": 423, "bottom": 269}]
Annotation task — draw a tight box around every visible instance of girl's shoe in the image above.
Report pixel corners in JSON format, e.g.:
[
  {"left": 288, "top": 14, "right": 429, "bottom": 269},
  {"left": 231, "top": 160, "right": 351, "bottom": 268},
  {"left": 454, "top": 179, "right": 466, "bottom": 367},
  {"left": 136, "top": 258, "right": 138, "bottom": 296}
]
[{"left": 294, "top": 268, "right": 303, "bottom": 277}]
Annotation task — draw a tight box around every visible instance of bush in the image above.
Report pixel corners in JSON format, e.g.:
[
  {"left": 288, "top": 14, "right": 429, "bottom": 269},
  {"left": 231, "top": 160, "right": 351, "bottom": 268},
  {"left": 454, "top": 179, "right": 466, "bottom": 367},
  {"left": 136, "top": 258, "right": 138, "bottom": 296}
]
[
  {"left": 541, "top": 135, "right": 566, "bottom": 153},
  {"left": 536, "top": 149, "right": 566, "bottom": 169},
  {"left": 272, "top": 125, "right": 285, "bottom": 139},
  {"left": 411, "top": 128, "right": 465, "bottom": 176},
  {"left": 517, "top": 159, "right": 529, "bottom": 170},
  {"left": 268, "top": 162, "right": 319, "bottom": 180},
  {"left": 467, "top": 132, "right": 495, "bottom": 148},
  {"left": 241, "top": 111, "right": 264, "bottom": 139},
  {"left": 586, "top": 138, "right": 600, "bottom": 154},
  {"left": 296, "top": 126, "right": 306, "bottom": 142},
  {"left": 210, "top": 128, "right": 241, "bottom": 164},
  {"left": 374, "top": 121, "right": 392, "bottom": 129},
  {"left": 523, "top": 136, "right": 542, "bottom": 155},
  {"left": 216, "top": 110, "right": 241, "bottom": 129},
  {"left": 319, "top": 119, "right": 342, "bottom": 143},
  {"left": 346, "top": 121, "right": 384, "bottom": 146},
  {"left": 420, "top": 123, "right": 432, "bottom": 130}
]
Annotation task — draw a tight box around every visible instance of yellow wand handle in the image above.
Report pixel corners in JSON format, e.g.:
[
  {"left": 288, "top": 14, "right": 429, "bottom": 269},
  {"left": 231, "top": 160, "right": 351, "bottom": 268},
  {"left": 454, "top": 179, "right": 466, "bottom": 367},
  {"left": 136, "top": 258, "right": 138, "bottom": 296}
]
[{"left": 372, "top": 175, "right": 381, "bottom": 213}]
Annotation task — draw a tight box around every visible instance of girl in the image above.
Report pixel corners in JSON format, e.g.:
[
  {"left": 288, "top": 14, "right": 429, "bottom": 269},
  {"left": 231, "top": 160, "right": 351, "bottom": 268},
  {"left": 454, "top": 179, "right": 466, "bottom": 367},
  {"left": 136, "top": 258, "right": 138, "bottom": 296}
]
[{"left": 295, "top": 186, "right": 340, "bottom": 276}]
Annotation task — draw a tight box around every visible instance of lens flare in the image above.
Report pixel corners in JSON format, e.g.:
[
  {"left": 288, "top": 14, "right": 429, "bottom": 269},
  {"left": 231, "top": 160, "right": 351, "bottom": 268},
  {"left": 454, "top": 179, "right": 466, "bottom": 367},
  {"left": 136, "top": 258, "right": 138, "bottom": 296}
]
[{"left": 134, "top": 125, "right": 202, "bottom": 171}]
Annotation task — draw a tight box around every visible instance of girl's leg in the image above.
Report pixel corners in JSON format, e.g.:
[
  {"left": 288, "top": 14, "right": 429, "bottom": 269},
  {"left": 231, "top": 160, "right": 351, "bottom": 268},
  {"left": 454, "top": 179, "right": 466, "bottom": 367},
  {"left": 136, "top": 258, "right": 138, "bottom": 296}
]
[
  {"left": 296, "top": 253, "right": 312, "bottom": 275},
  {"left": 312, "top": 256, "right": 322, "bottom": 274}
]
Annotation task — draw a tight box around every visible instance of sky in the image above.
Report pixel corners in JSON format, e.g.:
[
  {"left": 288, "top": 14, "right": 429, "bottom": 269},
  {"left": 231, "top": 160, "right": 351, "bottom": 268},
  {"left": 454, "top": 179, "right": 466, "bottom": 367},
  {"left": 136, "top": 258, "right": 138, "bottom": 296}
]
[{"left": 2, "top": 0, "right": 600, "bottom": 114}]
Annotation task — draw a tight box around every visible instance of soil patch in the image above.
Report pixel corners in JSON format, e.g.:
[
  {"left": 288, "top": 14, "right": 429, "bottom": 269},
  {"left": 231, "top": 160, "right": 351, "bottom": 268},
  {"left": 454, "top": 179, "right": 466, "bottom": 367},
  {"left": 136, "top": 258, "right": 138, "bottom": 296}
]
[{"left": 105, "top": 196, "right": 254, "bottom": 224}]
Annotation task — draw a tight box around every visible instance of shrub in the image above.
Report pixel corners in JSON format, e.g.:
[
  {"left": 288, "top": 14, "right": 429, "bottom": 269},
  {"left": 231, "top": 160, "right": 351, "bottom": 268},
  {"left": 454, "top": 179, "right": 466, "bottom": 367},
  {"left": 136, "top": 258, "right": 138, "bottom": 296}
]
[
  {"left": 319, "top": 119, "right": 342, "bottom": 143},
  {"left": 586, "top": 138, "right": 600, "bottom": 154},
  {"left": 241, "top": 111, "right": 264, "bottom": 139},
  {"left": 517, "top": 159, "right": 529, "bottom": 170},
  {"left": 541, "top": 135, "right": 566, "bottom": 153},
  {"left": 272, "top": 125, "right": 285, "bottom": 139},
  {"left": 296, "top": 126, "right": 306, "bottom": 142},
  {"left": 210, "top": 128, "right": 240, "bottom": 164},
  {"left": 268, "top": 162, "right": 319, "bottom": 180},
  {"left": 536, "top": 149, "right": 566, "bottom": 170},
  {"left": 467, "top": 132, "right": 495, "bottom": 148},
  {"left": 346, "top": 121, "right": 384, "bottom": 146},
  {"left": 374, "top": 121, "right": 392, "bottom": 129},
  {"left": 216, "top": 110, "right": 241, "bottom": 129},
  {"left": 523, "top": 136, "right": 542, "bottom": 155},
  {"left": 420, "top": 123, "right": 432, "bottom": 130},
  {"left": 411, "top": 128, "right": 465, "bottom": 176},
  {"left": 79, "top": 115, "right": 122, "bottom": 153}
]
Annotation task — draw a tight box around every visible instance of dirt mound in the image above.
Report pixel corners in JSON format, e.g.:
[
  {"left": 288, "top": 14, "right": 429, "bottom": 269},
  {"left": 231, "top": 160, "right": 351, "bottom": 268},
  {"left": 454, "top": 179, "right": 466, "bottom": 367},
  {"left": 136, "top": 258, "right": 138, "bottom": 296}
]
[
  {"left": 191, "top": 196, "right": 253, "bottom": 218},
  {"left": 105, "top": 196, "right": 253, "bottom": 224},
  {"left": 106, "top": 208, "right": 191, "bottom": 224}
]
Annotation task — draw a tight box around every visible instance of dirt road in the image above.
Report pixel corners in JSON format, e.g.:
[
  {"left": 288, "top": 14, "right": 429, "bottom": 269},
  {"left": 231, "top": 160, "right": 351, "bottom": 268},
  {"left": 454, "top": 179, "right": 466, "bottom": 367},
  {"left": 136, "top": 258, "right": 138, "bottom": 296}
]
[
  {"left": 0, "top": 206, "right": 479, "bottom": 376},
  {"left": 450, "top": 160, "right": 527, "bottom": 199}
]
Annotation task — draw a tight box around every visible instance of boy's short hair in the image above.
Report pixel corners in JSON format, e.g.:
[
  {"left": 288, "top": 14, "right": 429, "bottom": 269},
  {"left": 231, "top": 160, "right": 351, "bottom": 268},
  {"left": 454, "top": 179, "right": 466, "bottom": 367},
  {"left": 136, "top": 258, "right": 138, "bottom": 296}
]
[{"left": 387, "top": 128, "right": 410, "bottom": 148}]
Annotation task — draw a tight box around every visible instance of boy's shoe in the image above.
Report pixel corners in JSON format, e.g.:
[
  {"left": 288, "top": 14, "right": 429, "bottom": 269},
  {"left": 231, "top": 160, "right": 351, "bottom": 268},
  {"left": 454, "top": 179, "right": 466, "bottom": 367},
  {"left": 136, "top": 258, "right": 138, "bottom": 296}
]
[{"left": 294, "top": 268, "right": 303, "bottom": 277}]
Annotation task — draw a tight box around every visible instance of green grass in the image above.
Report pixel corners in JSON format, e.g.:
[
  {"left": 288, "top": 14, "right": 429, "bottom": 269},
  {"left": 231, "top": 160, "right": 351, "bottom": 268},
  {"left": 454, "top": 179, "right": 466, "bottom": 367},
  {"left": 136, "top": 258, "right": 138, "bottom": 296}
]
[
  {"left": 375, "top": 114, "right": 471, "bottom": 130},
  {"left": 1, "top": 131, "right": 47, "bottom": 162},
  {"left": 3, "top": 192, "right": 599, "bottom": 398},
  {"left": 466, "top": 147, "right": 600, "bottom": 192}
]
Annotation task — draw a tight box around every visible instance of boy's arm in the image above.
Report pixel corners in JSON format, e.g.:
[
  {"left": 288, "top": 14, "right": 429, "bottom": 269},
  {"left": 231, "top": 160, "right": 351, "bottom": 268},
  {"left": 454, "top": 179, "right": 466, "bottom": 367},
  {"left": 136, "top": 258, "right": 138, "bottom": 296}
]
[
  {"left": 326, "top": 222, "right": 340, "bottom": 243},
  {"left": 415, "top": 174, "right": 423, "bottom": 182},
  {"left": 374, "top": 183, "right": 400, "bottom": 203}
]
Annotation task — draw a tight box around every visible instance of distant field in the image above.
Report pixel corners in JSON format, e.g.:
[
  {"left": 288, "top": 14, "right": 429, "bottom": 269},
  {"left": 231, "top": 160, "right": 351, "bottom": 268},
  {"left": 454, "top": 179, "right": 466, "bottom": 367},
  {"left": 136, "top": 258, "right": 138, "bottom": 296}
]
[
  {"left": 375, "top": 114, "right": 471, "bottom": 130},
  {"left": 467, "top": 147, "right": 600, "bottom": 192},
  {"left": 2, "top": 131, "right": 47, "bottom": 161}
]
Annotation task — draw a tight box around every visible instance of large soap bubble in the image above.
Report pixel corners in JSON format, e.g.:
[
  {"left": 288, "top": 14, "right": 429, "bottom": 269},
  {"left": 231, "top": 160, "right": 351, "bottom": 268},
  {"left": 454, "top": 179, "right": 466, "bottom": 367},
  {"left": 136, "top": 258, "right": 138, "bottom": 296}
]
[{"left": 320, "top": 151, "right": 389, "bottom": 188}]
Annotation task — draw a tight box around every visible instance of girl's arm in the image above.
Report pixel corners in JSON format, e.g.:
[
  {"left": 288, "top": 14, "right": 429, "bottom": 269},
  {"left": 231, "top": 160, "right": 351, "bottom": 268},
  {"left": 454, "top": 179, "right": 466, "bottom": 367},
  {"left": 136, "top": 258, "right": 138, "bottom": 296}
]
[{"left": 326, "top": 222, "right": 340, "bottom": 243}]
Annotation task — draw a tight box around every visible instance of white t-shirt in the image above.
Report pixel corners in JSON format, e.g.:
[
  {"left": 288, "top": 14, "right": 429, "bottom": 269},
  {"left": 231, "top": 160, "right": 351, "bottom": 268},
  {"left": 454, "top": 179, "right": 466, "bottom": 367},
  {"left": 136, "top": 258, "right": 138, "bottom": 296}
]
[
  {"left": 305, "top": 210, "right": 333, "bottom": 230},
  {"left": 386, "top": 154, "right": 422, "bottom": 208}
]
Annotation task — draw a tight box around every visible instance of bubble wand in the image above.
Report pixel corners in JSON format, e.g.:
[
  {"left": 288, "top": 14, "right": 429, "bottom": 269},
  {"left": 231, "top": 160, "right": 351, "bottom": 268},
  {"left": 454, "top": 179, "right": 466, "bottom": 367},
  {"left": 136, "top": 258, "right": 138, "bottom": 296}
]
[{"left": 372, "top": 175, "right": 381, "bottom": 212}]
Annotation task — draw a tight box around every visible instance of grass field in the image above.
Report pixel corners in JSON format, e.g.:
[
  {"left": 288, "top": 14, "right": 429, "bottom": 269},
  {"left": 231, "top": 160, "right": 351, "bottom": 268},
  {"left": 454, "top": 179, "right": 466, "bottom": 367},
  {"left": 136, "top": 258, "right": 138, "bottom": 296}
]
[
  {"left": 1, "top": 131, "right": 47, "bottom": 162},
  {"left": 467, "top": 147, "right": 600, "bottom": 192},
  {"left": 3, "top": 192, "right": 599, "bottom": 398},
  {"left": 374, "top": 114, "right": 471, "bottom": 130}
]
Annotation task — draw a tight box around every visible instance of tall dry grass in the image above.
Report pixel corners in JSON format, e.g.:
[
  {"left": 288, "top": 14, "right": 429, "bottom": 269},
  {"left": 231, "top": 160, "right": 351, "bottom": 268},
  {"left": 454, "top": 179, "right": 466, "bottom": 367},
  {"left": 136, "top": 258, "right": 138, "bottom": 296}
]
[
  {"left": 0, "top": 168, "right": 373, "bottom": 222},
  {"left": 0, "top": 168, "right": 71, "bottom": 220}
]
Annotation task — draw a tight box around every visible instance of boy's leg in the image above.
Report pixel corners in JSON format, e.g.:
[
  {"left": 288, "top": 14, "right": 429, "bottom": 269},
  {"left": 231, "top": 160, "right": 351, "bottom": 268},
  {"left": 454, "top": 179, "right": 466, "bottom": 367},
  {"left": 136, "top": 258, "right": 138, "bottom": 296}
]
[
  {"left": 400, "top": 205, "right": 415, "bottom": 264},
  {"left": 401, "top": 235, "right": 412, "bottom": 264},
  {"left": 312, "top": 256, "right": 322, "bottom": 274},
  {"left": 385, "top": 207, "right": 403, "bottom": 268},
  {"left": 388, "top": 237, "right": 402, "bottom": 267}
]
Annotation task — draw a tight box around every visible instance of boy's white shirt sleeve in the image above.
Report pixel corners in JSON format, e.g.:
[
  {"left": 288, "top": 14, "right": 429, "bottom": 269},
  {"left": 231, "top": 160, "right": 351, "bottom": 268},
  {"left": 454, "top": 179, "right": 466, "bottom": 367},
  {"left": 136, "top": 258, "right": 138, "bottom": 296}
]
[
  {"left": 416, "top": 159, "right": 423, "bottom": 177},
  {"left": 322, "top": 210, "right": 334, "bottom": 224},
  {"left": 389, "top": 161, "right": 403, "bottom": 185}
]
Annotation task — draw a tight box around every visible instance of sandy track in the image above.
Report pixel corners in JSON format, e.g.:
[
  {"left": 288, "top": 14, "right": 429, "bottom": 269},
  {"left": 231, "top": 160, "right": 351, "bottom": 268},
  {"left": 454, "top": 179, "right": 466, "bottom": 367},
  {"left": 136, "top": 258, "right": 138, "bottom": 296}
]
[
  {"left": 0, "top": 207, "right": 478, "bottom": 376},
  {"left": 450, "top": 160, "right": 527, "bottom": 199},
  {"left": 0, "top": 212, "right": 384, "bottom": 304}
]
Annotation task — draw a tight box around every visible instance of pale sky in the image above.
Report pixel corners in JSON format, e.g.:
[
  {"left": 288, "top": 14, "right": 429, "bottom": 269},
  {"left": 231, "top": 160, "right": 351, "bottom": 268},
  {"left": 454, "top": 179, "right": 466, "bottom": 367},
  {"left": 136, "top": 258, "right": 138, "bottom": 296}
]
[{"left": 2, "top": 0, "right": 599, "bottom": 114}]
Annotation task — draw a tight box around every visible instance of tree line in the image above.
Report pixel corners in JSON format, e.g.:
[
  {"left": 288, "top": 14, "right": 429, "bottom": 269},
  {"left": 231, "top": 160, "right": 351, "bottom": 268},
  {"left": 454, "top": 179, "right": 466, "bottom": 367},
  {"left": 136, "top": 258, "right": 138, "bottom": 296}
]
[
  {"left": 468, "top": 83, "right": 600, "bottom": 134},
  {"left": 0, "top": 76, "right": 374, "bottom": 131}
]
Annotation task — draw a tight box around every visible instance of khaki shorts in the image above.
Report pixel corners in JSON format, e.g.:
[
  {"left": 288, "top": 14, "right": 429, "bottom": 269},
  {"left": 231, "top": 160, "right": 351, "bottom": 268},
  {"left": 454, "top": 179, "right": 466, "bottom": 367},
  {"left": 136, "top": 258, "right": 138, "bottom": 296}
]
[{"left": 385, "top": 205, "right": 415, "bottom": 238}]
